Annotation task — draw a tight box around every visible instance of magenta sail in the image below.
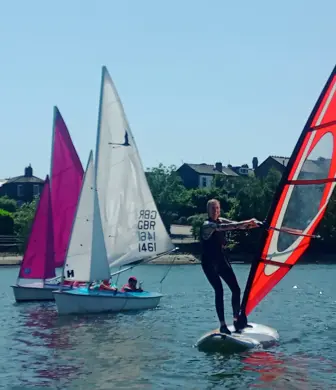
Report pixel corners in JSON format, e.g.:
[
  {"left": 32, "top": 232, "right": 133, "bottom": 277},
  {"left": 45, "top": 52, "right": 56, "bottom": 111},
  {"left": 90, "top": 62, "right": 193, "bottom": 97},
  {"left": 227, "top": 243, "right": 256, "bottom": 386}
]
[
  {"left": 51, "top": 107, "right": 84, "bottom": 268},
  {"left": 19, "top": 176, "right": 55, "bottom": 280}
]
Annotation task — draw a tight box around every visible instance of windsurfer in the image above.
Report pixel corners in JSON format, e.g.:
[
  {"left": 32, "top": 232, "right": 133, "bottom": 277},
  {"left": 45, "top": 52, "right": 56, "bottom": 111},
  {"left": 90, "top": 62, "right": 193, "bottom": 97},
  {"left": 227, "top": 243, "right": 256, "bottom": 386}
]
[{"left": 200, "top": 198, "right": 261, "bottom": 334}]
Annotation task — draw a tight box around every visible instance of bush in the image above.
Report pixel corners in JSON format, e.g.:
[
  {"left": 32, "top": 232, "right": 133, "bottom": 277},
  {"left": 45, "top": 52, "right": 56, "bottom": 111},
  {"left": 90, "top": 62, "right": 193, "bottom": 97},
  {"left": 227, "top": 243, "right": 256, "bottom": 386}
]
[
  {"left": 0, "top": 208, "right": 14, "bottom": 235},
  {"left": 0, "top": 196, "right": 17, "bottom": 213}
]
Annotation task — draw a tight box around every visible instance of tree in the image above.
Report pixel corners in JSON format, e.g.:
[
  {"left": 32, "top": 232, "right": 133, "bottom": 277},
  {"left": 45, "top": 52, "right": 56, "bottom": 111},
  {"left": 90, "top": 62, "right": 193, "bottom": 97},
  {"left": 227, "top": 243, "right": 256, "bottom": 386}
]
[
  {"left": 146, "top": 164, "right": 194, "bottom": 233},
  {"left": 13, "top": 197, "right": 39, "bottom": 252},
  {"left": 0, "top": 209, "right": 14, "bottom": 235},
  {"left": 0, "top": 196, "right": 17, "bottom": 213}
]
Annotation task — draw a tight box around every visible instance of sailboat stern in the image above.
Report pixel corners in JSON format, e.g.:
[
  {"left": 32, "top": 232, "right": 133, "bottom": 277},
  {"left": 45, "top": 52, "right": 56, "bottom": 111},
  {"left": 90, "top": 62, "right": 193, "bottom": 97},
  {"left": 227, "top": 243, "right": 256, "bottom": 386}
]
[{"left": 12, "top": 283, "right": 55, "bottom": 302}]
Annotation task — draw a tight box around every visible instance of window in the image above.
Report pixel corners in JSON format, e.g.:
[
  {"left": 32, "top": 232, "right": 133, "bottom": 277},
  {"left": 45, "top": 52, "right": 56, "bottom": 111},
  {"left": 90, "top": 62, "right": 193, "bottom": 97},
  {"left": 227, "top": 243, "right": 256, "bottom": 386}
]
[
  {"left": 17, "top": 184, "right": 23, "bottom": 197},
  {"left": 239, "top": 167, "right": 249, "bottom": 175},
  {"left": 202, "top": 177, "right": 207, "bottom": 187},
  {"left": 33, "top": 185, "right": 40, "bottom": 196}
]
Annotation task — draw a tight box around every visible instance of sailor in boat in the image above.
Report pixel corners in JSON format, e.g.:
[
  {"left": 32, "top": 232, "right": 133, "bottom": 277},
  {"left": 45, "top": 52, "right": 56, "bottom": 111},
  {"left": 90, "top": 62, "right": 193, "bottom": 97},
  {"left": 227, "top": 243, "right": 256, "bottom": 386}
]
[
  {"left": 88, "top": 279, "right": 118, "bottom": 292},
  {"left": 120, "top": 276, "right": 143, "bottom": 292},
  {"left": 200, "top": 199, "right": 261, "bottom": 335},
  {"left": 61, "top": 280, "right": 86, "bottom": 288}
]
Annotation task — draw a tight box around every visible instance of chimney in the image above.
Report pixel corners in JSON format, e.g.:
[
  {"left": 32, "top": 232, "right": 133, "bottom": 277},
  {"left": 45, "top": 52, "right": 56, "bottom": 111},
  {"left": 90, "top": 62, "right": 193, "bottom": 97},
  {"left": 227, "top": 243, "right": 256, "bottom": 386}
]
[
  {"left": 215, "top": 162, "right": 223, "bottom": 172},
  {"left": 252, "top": 157, "right": 258, "bottom": 170},
  {"left": 24, "top": 164, "right": 33, "bottom": 177}
]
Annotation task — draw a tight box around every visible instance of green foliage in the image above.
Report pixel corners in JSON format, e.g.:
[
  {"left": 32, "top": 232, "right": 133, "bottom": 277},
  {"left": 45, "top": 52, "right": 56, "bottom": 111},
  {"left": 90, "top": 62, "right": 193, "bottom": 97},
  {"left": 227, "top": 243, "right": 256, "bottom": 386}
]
[
  {"left": 0, "top": 196, "right": 17, "bottom": 213},
  {"left": 13, "top": 197, "right": 39, "bottom": 252},
  {"left": 146, "top": 164, "right": 194, "bottom": 233},
  {"left": 4, "top": 161, "right": 336, "bottom": 256},
  {"left": 0, "top": 208, "right": 14, "bottom": 235},
  {"left": 187, "top": 213, "right": 208, "bottom": 239},
  {"left": 145, "top": 164, "right": 289, "bottom": 253}
]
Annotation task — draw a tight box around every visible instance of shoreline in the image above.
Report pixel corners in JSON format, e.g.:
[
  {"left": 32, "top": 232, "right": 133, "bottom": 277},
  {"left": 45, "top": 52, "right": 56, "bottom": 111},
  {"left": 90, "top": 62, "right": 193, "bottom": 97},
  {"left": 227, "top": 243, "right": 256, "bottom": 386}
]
[
  {"left": 0, "top": 253, "right": 201, "bottom": 266},
  {"left": 0, "top": 252, "right": 333, "bottom": 266}
]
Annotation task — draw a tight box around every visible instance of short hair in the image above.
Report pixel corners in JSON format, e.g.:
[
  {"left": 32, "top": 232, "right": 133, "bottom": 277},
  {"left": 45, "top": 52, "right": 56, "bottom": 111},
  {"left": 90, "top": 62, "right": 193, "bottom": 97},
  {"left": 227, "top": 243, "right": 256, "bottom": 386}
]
[{"left": 206, "top": 198, "right": 220, "bottom": 213}]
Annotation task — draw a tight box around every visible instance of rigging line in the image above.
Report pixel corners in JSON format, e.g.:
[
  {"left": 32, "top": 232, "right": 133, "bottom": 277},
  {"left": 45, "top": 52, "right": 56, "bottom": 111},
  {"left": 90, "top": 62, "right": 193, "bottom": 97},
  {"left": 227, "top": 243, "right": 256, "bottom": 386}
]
[{"left": 159, "top": 255, "right": 177, "bottom": 293}]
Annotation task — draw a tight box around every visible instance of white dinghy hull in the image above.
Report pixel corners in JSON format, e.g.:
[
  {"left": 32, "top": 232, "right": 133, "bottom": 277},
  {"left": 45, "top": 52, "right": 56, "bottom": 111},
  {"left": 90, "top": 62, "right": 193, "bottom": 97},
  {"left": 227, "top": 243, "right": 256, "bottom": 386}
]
[
  {"left": 53, "top": 288, "right": 163, "bottom": 315},
  {"left": 11, "top": 283, "right": 64, "bottom": 302}
]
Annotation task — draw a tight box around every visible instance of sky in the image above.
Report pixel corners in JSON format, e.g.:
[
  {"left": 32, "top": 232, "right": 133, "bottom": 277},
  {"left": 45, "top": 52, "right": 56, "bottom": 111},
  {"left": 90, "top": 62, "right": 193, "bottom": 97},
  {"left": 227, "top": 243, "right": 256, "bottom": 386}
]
[{"left": 0, "top": 0, "right": 335, "bottom": 179}]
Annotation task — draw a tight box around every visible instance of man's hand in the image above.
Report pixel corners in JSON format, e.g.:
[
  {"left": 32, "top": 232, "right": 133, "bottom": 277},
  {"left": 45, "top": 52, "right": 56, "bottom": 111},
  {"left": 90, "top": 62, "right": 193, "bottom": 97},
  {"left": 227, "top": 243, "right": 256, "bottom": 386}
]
[{"left": 239, "top": 218, "right": 263, "bottom": 229}]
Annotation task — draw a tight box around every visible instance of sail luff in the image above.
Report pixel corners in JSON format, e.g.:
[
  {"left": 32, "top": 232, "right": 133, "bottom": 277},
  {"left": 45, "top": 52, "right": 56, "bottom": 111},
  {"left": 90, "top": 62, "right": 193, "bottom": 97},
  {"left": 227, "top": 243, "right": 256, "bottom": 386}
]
[{"left": 240, "top": 65, "right": 336, "bottom": 316}]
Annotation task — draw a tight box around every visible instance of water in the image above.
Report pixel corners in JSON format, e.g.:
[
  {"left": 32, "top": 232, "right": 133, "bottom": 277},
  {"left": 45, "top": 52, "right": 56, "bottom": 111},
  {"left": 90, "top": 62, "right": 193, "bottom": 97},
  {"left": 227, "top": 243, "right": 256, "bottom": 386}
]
[{"left": 1, "top": 263, "right": 336, "bottom": 389}]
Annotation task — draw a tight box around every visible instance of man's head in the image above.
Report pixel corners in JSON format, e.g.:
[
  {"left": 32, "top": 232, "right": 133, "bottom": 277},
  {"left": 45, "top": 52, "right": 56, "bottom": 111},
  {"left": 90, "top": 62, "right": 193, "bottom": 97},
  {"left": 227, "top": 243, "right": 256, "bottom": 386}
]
[
  {"left": 207, "top": 199, "right": 220, "bottom": 220},
  {"left": 128, "top": 276, "right": 137, "bottom": 288}
]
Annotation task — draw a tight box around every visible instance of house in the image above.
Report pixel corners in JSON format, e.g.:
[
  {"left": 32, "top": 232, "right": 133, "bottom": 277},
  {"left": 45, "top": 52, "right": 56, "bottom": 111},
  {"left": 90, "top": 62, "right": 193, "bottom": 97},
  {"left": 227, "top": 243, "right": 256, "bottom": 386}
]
[
  {"left": 254, "top": 156, "right": 329, "bottom": 179},
  {"left": 176, "top": 162, "right": 239, "bottom": 189},
  {"left": 0, "top": 165, "right": 45, "bottom": 204},
  {"left": 228, "top": 164, "right": 255, "bottom": 177}
]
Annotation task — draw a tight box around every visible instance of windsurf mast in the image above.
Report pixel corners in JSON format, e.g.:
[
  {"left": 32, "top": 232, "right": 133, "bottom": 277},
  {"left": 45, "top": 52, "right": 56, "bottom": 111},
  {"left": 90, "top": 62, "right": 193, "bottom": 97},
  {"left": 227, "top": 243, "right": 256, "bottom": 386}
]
[{"left": 240, "top": 65, "right": 336, "bottom": 317}]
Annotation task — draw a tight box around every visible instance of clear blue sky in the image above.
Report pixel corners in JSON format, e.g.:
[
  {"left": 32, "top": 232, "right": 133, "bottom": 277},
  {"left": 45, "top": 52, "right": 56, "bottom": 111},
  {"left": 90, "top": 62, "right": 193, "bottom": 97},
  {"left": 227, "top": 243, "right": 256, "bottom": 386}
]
[{"left": 0, "top": 0, "right": 335, "bottom": 179}]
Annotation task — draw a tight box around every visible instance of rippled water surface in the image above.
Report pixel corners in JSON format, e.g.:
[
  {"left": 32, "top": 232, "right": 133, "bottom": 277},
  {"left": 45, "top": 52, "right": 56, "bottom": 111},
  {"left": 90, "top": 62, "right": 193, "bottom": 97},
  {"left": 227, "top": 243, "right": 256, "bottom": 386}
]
[{"left": 1, "top": 263, "right": 336, "bottom": 389}]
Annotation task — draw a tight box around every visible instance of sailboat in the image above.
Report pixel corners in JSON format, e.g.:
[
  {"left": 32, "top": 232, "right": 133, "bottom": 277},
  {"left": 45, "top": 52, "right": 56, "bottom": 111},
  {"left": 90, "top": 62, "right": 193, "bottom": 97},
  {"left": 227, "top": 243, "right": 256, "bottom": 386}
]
[
  {"left": 11, "top": 107, "right": 84, "bottom": 301},
  {"left": 197, "top": 64, "right": 336, "bottom": 353},
  {"left": 53, "top": 66, "right": 176, "bottom": 315}
]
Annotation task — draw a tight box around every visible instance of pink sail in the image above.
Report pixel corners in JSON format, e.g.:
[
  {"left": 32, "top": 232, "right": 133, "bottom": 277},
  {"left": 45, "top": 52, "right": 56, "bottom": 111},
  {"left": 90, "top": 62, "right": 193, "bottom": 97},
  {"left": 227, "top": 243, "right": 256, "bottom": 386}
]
[
  {"left": 51, "top": 107, "right": 84, "bottom": 268},
  {"left": 19, "top": 176, "right": 55, "bottom": 279}
]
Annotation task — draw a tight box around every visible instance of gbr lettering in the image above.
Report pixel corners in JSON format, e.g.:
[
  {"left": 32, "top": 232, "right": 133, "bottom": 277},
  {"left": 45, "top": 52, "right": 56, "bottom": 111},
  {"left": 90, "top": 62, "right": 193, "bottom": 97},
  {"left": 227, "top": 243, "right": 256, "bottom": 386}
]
[{"left": 138, "top": 209, "right": 157, "bottom": 253}]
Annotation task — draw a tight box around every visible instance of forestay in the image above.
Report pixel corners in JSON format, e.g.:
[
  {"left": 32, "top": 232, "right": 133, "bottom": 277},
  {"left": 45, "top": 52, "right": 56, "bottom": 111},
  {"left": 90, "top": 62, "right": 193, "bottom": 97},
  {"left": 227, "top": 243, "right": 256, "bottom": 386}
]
[
  {"left": 63, "top": 151, "right": 110, "bottom": 282},
  {"left": 94, "top": 66, "right": 175, "bottom": 268},
  {"left": 240, "top": 65, "right": 336, "bottom": 316}
]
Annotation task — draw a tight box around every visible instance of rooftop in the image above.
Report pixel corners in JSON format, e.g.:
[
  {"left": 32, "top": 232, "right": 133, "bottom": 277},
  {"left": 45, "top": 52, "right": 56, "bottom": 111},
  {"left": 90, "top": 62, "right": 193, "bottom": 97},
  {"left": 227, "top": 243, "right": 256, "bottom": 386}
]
[
  {"left": 181, "top": 163, "right": 239, "bottom": 176},
  {"left": 270, "top": 155, "right": 330, "bottom": 174},
  {"left": 1, "top": 165, "right": 44, "bottom": 185}
]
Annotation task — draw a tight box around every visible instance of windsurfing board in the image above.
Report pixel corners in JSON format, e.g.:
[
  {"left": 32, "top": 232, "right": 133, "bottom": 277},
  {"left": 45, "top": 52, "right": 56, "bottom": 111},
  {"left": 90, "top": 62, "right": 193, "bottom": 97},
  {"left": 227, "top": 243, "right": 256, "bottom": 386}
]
[{"left": 196, "top": 322, "right": 279, "bottom": 353}]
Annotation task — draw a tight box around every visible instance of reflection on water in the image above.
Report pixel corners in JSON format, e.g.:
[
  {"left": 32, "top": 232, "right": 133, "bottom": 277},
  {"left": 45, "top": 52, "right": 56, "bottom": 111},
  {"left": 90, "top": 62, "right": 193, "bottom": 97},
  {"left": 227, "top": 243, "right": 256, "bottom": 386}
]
[{"left": 1, "top": 264, "right": 336, "bottom": 389}]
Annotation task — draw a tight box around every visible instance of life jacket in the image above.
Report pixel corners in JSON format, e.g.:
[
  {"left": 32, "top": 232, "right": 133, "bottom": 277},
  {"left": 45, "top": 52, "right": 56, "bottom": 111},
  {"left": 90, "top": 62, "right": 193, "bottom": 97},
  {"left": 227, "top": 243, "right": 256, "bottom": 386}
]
[
  {"left": 99, "top": 280, "right": 117, "bottom": 291},
  {"left": 120, "top": 283, "right": 133, "bottom": 292}
]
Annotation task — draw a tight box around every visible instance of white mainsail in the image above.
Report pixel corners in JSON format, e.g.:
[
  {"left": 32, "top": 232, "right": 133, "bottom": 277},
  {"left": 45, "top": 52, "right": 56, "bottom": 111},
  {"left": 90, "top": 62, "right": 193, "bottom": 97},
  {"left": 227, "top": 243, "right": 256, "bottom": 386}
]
[
  {"left": 94, "top": 66, "right": 175, "bottom": 268},
  {"left": 63, "top": 150, "right": 110, "bottom": 282}
]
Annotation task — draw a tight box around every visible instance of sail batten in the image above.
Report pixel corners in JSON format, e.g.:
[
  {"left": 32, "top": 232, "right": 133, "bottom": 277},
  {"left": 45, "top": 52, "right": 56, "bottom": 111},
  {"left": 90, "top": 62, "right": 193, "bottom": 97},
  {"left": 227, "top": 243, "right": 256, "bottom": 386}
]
[
  {"left": 287, "top": 177, "right": 336, "bottom": 185},
  {"left": 241, "top": 65, "right": 336, "bottom": 316}
]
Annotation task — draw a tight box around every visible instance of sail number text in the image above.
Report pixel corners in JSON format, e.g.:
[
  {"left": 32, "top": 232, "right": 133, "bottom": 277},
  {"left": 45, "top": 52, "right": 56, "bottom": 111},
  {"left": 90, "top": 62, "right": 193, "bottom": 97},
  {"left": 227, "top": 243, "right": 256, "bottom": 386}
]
[{"left": 138, "top": 209, "right": 157, "bottom": 252}]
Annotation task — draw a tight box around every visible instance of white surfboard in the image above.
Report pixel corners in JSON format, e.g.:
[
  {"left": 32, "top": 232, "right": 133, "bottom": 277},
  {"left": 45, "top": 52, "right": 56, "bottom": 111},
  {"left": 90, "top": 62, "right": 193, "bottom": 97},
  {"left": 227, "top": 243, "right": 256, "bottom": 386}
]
[{"left": 196, "top": 322, "right": 279, "bottom": 354}]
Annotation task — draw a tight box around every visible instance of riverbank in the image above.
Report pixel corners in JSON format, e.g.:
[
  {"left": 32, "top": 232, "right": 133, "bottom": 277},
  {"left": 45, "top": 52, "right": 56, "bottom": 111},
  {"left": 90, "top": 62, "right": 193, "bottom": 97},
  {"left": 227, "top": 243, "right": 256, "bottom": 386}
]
[
  {"left": 0, "top": 255, "right": 21, "bottom": 266},
  {"left": 0, "top": 253, "right": 200, "bottom": 266}
]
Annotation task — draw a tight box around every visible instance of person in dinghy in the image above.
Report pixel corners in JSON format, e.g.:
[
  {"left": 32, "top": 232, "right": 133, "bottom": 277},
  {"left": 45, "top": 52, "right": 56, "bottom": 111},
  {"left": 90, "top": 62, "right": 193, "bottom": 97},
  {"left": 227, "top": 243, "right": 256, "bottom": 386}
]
[
  {"left": 200, "top": 199, "right": 261, "bottom": 335},
  {"left": 120, "top": 276, "right": 143, "bottom": 292}
]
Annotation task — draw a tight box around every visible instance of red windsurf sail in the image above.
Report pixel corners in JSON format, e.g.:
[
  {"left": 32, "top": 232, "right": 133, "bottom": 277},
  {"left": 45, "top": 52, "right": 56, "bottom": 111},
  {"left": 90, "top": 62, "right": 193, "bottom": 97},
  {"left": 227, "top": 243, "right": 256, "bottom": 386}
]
[{"left": 241, "top": 65, "right": 336, "bottom": 316}]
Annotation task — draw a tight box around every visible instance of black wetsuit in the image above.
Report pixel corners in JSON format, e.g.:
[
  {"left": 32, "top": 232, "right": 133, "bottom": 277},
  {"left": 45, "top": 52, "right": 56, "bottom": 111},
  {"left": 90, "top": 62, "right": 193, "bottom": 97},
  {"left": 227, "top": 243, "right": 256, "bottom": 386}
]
[{"left": 200, "top": 218, "right": 241, "bottom": 324}]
